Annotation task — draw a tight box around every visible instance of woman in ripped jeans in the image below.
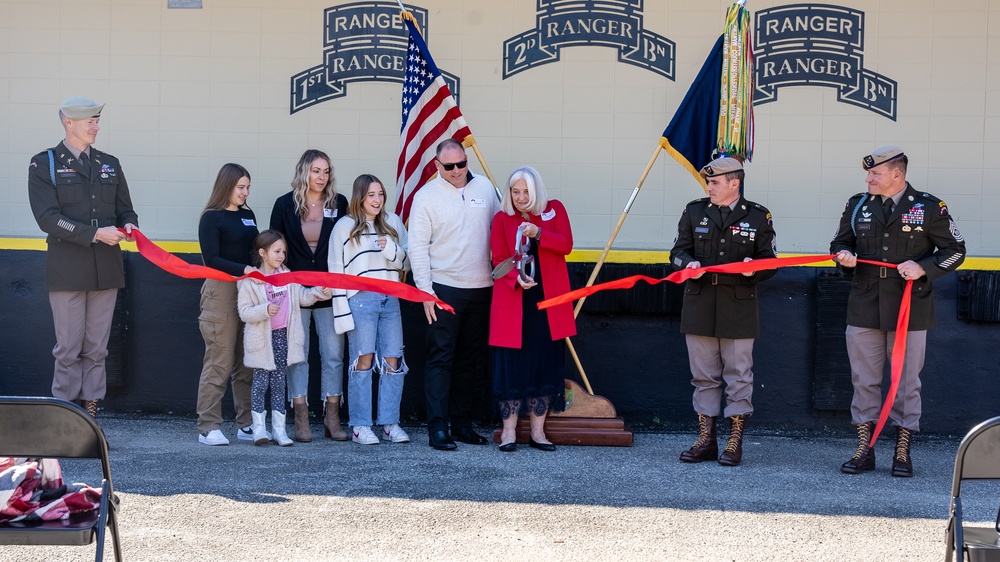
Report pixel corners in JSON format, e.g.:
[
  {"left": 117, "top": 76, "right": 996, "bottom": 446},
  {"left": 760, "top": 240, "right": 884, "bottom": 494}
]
[{"left": 328, "top": 173, "right": 410, "bottom": 445}]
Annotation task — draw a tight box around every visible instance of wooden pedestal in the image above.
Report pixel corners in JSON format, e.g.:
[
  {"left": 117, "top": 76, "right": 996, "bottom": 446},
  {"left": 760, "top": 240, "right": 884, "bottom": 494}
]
[{"left": 491, "top": 379, "right": 634, "bottom": 447}]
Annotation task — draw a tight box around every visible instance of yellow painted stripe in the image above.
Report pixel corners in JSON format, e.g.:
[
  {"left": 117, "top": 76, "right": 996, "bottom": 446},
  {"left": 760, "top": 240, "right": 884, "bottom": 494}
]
[
  {"left": 3, "top": 237, "right": 999, "bottom": 270},
  {"left": 1, "top": 237, "right": 200, "bottom": 253}
]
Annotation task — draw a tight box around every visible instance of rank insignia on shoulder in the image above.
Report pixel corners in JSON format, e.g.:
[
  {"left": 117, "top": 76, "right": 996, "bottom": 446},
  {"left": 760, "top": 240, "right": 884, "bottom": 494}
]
[{"left": 29, "top": 161, "right": 37, "bottom": 168}]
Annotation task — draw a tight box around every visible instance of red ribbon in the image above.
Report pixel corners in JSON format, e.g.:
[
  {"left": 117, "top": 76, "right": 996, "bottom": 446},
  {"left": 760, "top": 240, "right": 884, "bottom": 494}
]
[
  {"left": 120, "top": 228, "right": 454, "bottom": 313},
  {"left": 538, "top": 254, "right": 912, "bottom": 446}
]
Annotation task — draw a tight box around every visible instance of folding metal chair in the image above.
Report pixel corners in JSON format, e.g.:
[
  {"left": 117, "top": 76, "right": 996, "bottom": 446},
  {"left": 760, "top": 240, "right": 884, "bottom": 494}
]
[
  {"left": 0, "top": 396, "right": 122, "bottom": 561},
  {"left": 945, "top": 415, "right": 1000, "bottom": 562}
]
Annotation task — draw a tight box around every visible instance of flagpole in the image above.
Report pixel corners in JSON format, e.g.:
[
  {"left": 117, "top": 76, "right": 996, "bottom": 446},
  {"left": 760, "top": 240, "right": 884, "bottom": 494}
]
[
  {"left": 572, "top": 143, "right": 664, "bottom": 318},
  {"left": 466, "top": 137, "right": 502, "bottom": 201}
]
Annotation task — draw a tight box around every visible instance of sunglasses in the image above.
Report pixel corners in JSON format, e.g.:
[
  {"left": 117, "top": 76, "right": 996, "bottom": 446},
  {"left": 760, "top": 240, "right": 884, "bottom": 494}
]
[{"left": 439, "top": 159, "right": 468, "bottom": 171}]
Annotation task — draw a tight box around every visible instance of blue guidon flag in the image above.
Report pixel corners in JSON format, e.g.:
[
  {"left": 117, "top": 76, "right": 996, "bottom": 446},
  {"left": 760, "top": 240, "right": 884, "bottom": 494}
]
[
  {"left": 660, "top": 1, "right": 754, "bottom": 190},
  {"left": 394, "top": 13, "right": 472, "bottom": 223}
]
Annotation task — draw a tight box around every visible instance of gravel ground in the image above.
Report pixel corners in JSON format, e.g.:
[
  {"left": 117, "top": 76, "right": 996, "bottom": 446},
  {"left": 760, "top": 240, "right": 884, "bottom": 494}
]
[{"left": 2, "top": 415, "right": 995, "bottom": 561}]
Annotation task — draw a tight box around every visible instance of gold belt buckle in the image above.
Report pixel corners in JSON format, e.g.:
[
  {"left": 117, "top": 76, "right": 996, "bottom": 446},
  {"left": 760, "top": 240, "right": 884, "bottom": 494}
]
[
  {"left": 711, "top": 273, "right": 718, "bottom": 285},
  {"left": 879, "top": 266, "right": 888, "bottom": 279}
]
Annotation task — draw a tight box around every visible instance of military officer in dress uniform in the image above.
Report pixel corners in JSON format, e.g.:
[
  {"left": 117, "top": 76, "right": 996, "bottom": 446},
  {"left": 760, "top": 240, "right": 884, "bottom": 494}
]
[
  {"left": 669, "top": 157, "right": 778, "bottom": 467},
  {"left": 27, "top": 97, "right": 138, "bottom": 417},
  {"left": 831, "top": 146, "right": 965, "bottom": 478}
]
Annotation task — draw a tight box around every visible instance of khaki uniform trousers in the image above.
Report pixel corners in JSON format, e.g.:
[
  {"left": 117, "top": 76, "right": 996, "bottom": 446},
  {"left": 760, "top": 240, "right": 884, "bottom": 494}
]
[
  {"left": 686, "top": 334, "right": 755, "bottom": 418},
  {"left": 49, "top": 289, "right": 118, "bottom": 402},
  {"left": 196, "top": 279, "right": 253, "bottom": 433},
  {"left": 846, "top": 325, "right": 926, "bottom": 432}
]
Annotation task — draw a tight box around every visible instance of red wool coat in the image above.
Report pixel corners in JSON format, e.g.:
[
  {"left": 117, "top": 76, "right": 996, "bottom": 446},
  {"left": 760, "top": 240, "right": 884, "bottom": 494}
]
[{"left": 489, "top": 200, "right": 577, "bottom": 349}]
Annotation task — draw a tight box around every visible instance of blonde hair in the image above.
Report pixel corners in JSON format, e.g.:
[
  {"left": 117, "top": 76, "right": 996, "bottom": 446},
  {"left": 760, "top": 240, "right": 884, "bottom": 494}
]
[
  {"left": 291, "top": 149, "right": 336, "bottom": 220},
  {"left": 500, "top": 166, "right": 548, "bottom": 216}
]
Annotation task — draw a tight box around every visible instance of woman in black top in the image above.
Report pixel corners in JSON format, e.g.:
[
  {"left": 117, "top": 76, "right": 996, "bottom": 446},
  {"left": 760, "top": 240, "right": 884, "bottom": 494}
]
[
  {"left": 269, "top": 149, "right": 349, "bottom": 442},
  {"left": 196, "top": 163, "right": 260, "bottom": 446}
]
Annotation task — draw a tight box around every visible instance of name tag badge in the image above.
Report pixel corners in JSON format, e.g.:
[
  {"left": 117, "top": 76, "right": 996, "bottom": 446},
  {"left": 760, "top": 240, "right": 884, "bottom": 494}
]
[
  {"left": 470, "top": 198, "right": 487, "bottom": 208},
  {"left": 541, "top": 209, "right": 556, "bottom": 221},
  {"left": 271, "top": 284, "right": 288, "bottom": 294},
  {"left": 694, "top": 226, "right": 710, "bottom": 234},
  {"left": 241, "top": 218, "right": 256, "bottom": 227},
  {"left": 857, "top": 223, "right": 872, "bottom": 231},
  {"left": 324, "top": 208, "right": 336, "bottom": 218}
]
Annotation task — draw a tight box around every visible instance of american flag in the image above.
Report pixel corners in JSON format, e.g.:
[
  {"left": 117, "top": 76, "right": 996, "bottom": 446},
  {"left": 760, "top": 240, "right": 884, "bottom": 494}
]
[{"left": 394, "top": 17, "right": 472, "bottom": 223}]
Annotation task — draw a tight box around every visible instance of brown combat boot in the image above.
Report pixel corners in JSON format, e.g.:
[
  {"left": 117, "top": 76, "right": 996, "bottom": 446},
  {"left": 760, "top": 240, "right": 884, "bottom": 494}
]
[
  {"left": 293, "top": 402, "right": 313, "bottom": 443},
  {"left": 679, "top": 413, "right": 718, "bottom": 463},
  {"left": 82, "top": 399, "right": 98, "bottom": 418},
  {"left": 891, "top": 427, "right": 914, "bottom": 478},
  {"left": 324, "top": 400, "right": 349, "bottom": 441},
  {"left": 841, "top": 422, "right": 876, "bottom": 474},
  {"left": 718, "top": 414, "right": 747, "bottom": 466}
]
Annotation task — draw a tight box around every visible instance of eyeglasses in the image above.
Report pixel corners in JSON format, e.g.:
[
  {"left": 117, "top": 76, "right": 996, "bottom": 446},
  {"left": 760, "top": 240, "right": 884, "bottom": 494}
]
[{"left": 439, "top": 159, "right": 468, "bottom": 171}]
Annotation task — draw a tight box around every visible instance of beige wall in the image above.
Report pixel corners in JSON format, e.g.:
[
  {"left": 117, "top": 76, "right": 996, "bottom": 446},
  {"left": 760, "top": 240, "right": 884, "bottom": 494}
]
[{"left": 1, "top": 0, "right": 997, "bottom": 257}]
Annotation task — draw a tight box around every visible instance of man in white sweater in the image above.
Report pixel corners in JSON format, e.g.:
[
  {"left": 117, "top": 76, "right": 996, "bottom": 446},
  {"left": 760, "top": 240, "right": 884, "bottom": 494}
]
[{"left": 408, "top": 139, "right": 500, "bottom": 450}]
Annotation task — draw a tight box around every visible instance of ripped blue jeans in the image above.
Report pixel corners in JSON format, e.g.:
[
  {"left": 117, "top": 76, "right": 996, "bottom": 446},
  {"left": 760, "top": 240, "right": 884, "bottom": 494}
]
[{"left": 346, "top": 291, "right": 407, "bottom": 427}]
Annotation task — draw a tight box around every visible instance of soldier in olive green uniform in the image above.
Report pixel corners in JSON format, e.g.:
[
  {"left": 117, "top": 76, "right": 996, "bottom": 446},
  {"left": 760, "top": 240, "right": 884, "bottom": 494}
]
[
  {"left": 831, "top": 146, "right": 965, "bottom": 478},
  {"left": 27, "top": 97, "right": 138, "bottom": 417},
  {"left": 670, "top": 157, "right": 778, "bottom": 467}
]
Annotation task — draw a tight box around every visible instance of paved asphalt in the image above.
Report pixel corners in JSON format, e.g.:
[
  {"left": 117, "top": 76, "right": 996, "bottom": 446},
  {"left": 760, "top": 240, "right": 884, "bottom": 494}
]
[{"left": 2, "top": 415, "right": 996, "bottom": 561}]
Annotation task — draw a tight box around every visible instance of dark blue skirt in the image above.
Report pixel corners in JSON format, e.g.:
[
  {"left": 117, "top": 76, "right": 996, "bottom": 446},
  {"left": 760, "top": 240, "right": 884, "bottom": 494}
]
[{"left": 492, "top": 246, "right": 566, "bottom": 416}]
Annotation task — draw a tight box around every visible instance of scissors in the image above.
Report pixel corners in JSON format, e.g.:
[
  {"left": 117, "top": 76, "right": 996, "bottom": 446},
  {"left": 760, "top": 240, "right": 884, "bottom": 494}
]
[{"left": 491, "top": 224, "right": 535, "bottom": 284}]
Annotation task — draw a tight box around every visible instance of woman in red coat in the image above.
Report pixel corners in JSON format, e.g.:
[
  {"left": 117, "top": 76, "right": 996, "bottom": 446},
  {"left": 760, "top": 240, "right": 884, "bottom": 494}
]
[{"left": 490, "top": 166, "right": 576, "bottom": 452}]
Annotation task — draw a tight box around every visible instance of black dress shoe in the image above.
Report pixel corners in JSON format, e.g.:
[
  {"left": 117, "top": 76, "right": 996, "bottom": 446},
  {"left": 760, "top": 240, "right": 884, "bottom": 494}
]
[
  {"left": 529, "top": 438, "right": 556, "bottom": 452},
  {"left": 428, "top": 430, "right": 457, "bottom": 451},
  {"left": 498, "top": 442, "right": 517, "bottom": 452},
  {"left": 452, "top": 426, "right": 488, "bottom": 445}
]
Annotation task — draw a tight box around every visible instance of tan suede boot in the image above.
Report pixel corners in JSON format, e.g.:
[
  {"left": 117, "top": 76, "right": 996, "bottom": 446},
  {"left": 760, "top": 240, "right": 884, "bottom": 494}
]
[
  {"left": 324, "top": 400, "right": 348, "bottom": 441},
  {"left": 293, "top": 402, "right": 313, "bottom": 443}
]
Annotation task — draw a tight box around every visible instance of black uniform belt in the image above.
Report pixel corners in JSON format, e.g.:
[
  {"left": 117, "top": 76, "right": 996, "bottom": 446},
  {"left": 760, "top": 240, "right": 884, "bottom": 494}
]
[
  {"left": 855, "top": 262, "right": 902, "bottom": 279},
  {"left": 706, "top": 273, "right": 743, "bottom": 285}
]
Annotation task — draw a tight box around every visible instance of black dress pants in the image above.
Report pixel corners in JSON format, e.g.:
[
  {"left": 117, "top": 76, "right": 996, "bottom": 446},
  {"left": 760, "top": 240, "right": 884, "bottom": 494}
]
[{"left": 424, "top": 283, "right": 491, "bottom": 433}]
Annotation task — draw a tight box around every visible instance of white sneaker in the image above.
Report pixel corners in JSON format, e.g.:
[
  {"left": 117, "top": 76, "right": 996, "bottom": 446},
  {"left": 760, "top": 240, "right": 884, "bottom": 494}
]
[
  {"left": 237, "top": 425, "right": 271, "bottom": 442},
  {"left": 382, "top": 423, "right": 410, "bottom": 443},
  {"left": 199, "top": 429, "right": 230, "bottom": 446},
  {"left": 352, "top": 425, "right": 379, "bottom": 445}
]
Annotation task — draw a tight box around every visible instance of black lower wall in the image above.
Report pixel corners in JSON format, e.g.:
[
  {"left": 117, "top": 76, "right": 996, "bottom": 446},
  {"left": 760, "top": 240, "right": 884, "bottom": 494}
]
[{"left": 2, "top": 249, "right": 997, "bottom": 435}]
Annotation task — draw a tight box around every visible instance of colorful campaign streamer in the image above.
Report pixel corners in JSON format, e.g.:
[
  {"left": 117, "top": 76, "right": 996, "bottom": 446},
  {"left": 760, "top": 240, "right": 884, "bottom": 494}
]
[
  {"left": 539, "top": 254, "right": 913, "bottom": 447},
  {"left": 121, "top": 228, "right": 454, "bottom": 313}
]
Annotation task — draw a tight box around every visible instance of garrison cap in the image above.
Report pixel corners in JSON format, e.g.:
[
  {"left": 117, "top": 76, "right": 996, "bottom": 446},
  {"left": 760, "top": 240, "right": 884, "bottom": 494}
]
[
  {"left": 60, "top": 97, "right": 104, "bottom": 120},
  {"left": 699, "top": 157, "right": 743, "bottom": 178},
  {"left": 862, "top": 146, "right": 905, "bottom": 170}
]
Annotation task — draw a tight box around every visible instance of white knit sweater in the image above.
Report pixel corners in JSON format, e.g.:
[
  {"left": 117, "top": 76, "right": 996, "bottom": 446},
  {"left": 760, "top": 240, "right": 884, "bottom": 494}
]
[
  {"left": 407, "top": 173, "right": 500, "bottom": 294},
  {"left": 327, "top": 212, "right": 408, "bottom": 334}
]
